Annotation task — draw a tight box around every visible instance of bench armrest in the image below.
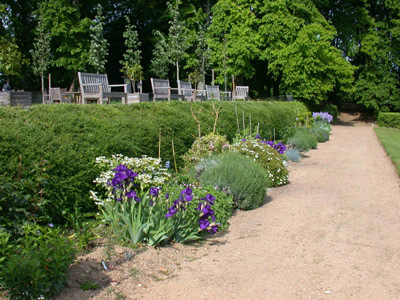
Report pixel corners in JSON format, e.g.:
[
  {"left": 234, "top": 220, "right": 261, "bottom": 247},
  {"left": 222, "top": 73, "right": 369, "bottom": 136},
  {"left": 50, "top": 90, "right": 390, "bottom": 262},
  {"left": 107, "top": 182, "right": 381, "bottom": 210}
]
[{"left": 109, "top": 84, "right": 128, "bottom": 93}]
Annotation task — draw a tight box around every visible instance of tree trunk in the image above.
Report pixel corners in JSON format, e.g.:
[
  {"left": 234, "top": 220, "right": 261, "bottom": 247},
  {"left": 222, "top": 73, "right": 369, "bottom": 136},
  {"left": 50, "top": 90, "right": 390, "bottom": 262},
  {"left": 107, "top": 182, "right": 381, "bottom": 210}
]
[
  {"left": 41, "top": 75, "right": 45, "bottom": 103},
  {"left": 176, "top": 60, "right": 179, "bottom": 83}
]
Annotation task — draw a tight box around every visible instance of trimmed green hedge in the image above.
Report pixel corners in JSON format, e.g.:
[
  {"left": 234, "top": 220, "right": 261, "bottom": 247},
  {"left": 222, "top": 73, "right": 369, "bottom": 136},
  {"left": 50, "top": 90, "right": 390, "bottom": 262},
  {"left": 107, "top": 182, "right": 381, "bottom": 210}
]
[
  {"left": 377, "top": 112, "right": 400, "bottom": 129},
  {"left": 0, "top": 101, "right": 306, "bottom": 224}
]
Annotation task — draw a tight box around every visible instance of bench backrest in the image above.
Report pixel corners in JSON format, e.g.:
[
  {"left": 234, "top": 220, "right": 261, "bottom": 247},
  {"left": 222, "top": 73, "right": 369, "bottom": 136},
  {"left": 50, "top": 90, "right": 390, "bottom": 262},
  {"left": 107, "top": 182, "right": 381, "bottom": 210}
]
[
  {"left": 234, "top": 86, "right": 249, "bottom": 99},
  {"left": 177, "top": 80, "right": 193, "bottom": 97},
  {"left": 206, "top": 85, "right": 220, "bottom": 100},
  {"left": 151, "top": 78, "right": 170, "bottom": 96},
  {"left": 78, "top": 72, "right": 109, "bottom": 96},
  {"left": 50, "top": 87, "right": 62, "bottom": 102}
]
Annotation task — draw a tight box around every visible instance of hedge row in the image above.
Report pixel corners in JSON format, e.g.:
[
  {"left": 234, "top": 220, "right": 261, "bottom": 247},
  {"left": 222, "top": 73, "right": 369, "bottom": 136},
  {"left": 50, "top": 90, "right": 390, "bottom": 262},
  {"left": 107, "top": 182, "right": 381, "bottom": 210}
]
[
  {"left": 0, "top": 101, "right": 307, "bottom": 224},
  {"left": 377, "top": 112, "right": 400, "bottom": 129}
]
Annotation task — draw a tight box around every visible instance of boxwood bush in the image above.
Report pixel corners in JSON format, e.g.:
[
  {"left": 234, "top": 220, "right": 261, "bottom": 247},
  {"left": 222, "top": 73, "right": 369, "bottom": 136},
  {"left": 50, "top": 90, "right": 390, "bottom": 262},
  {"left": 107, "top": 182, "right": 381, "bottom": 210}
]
[
  {"left": 0, "top": 101, "right": 306, "bottom": 225},
  {"left": 377, "top": 112, "right": 400, "bottom": 129}
]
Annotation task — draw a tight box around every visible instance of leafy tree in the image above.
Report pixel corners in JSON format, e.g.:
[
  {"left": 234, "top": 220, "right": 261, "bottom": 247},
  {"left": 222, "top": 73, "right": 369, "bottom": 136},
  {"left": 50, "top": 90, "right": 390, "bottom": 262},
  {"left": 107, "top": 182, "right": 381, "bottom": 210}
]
[
  {"left": 88, "top": 4, "right": 109, "bottom": 74},
  {"left": 0, "top": 4, "right": 27, "bottom": 86},
  {"left": 259, "top": 0, "right": 355, "bottom": 104},
  {"left": 151, "top": 0, "right": 190, "bottom": 83},
  {"left": 32, "top": 4, "right": 52, "bottom": 102},
  {"left": 120, "top": 16, "right": 143, "bottom": 92},
  {"left": 207, "top": 0, "right": 261, "bottom": 89}
]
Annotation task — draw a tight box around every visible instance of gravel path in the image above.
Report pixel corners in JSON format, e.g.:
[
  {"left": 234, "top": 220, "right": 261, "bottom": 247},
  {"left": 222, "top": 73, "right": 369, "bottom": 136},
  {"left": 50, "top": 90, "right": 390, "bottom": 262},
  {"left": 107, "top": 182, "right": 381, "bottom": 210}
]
[{"left": 128, "top": 113, "right": 400, "bottom": 299}]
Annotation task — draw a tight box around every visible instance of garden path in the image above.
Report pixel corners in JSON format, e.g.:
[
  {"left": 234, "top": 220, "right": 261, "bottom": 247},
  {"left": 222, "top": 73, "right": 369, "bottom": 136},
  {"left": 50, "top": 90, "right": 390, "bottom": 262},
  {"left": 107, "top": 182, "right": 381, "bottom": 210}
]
[{"left": 129, "top": 112, "right": 400, "bottom": 299}]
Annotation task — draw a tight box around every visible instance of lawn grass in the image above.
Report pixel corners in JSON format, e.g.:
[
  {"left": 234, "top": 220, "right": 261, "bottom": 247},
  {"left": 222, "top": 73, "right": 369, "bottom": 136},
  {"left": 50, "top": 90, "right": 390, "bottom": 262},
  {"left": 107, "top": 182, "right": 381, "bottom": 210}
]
[{"left": 375, "top": 127, "right": 400, "bottom": 177}]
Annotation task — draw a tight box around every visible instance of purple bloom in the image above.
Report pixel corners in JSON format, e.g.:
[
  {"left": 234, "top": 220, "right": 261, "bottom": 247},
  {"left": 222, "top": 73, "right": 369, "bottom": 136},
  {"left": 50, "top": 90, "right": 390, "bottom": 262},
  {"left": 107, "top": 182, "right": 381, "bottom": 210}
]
[
  {"left": 199, "top": 219, "right": 210, "bottom": 230},
  {"left": 113, "top": 164, "right": 127, "bottom": 172},
  {"left": 126, "top": 190, "right": 137, "bottom": 199},
  {"left": 165, "top": 192, "right": 169, "bottom": 200},
  {"left": 150, "top": 187, "right": 159, "bottom": 197},
  {"left": 205, "top": 194, "right": 215, "bottom": 204},
  {"left": 208, "top": 225, "right": 218, "bottom": 234},
  {"left": 242, "top": 138, "right": 246, "bottom": 142},
  {"left": 185, "top": 195, "right": 193, "bottom": 202},
  {"left": 48, "top": 223, "right": 54, "bottom": 228},
  {"left": 182, "top": 187, "right": 192, "bottom": 196}
]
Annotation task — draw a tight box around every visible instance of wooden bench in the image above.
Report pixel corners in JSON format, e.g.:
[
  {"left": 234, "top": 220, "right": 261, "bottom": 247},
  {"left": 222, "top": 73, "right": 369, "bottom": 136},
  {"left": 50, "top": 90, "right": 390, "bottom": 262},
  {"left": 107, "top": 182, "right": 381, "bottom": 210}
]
[
  {"left": 78, "top": 72, "right": 128, "bottom": 104},
  {"left": 206, "top": 85, "right": 232, "bottom": 101},
  {"left": 151, "top": 78, "right": 183, "bottom": 101},
  {"left": 232, "top": 86, "right": 249, "bottom": 100},
  {"left": 177, "top": 80, "right": 196, "bottom": 101}
]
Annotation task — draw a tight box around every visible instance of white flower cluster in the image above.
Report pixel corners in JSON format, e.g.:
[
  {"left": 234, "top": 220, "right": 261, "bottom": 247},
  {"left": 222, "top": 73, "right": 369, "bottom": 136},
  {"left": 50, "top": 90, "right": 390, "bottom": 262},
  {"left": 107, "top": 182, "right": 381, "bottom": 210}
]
[{"left": 90, "top": 154, "right": 171, "bottom": 206}]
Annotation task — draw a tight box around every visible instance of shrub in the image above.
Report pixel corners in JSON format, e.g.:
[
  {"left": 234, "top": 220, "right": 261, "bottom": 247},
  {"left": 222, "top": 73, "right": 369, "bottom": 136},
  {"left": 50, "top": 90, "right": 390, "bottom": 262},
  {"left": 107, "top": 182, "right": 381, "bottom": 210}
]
[
  {"left": 309, "top": 120, "right": 330, "bottom": 142},
  {"left": 285, "top": 148, "right": 301, "bottom": 162},
  {"left": 324, "top": 104, "right": 338, "bottom": 120},
  {"left": 182, "top": 133, "right": 230, "bottom": 167},
  {"left": 377, "top": 112, "right": 400, "bottom": 129},
  {"left": 288, "top": 128, "right": 318, "bottom": 152},
  {"left": 0, "top": 223, "right": 76, "bottom": 300},
  {"left": 231, "top": 136, "right": 289, "bottom": 187},
  {"left": 199, "top": 152, "right": 268, "bottom": 210}
]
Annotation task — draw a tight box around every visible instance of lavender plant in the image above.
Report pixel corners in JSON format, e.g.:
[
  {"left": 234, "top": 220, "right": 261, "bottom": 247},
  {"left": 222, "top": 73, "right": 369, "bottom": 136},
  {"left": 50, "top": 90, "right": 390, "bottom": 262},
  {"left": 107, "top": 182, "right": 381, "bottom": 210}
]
[{"left": 312, "top": 112, "right": 333, "bottom": 123}]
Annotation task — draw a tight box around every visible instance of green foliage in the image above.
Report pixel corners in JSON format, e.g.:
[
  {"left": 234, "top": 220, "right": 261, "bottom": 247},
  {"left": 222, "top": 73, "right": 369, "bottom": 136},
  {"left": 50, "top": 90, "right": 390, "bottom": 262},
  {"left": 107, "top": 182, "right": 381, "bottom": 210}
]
[
  {"left": 288, "top": 128, "right": 318, "bottom": 152},
  {"left": 375, "top": 127, "right": 400, "bottom": 177},
  {"left": 0, "top": 101, "right": 304, "bottom": 225},
  {"left": 285, "top": 148, "right": 301, "bottom": 162},
  {"left": 207, "top": 0, "right": 260, "bottom": 84},
  {"left": 80, "top": 281, "right": 101, "bottom": 291},
  {"left": 0, "top": 37, "right": 27, "bottom": 84},
  {"left": 377, "top": 113, "right": 400, "bottom": 129},
  {"left": 151, "top": 0, "right": 190, "bottom": 81},
  {"left": 324, "top": 104, "right": 338, "bottom": 120},
  {"left": 0, "top": 223, "right": 76, "bottom": 300},
  {"left": 231, "top": 136, "right": 289, "bottom": 187},
  {"left": 310, "top": 120, "right": 330, "bottom": 142},
  {"left": 120, "top": 16, "right": 143, "bottom": 88},
  {"left": 182, "top": 132, "right": 230, "bottom": 167},
  {"left": 199, "top": 152, "right": 268, "bottom": 210},
  {"left": 31, "top": 5, "right": 52, "bottom": 78},
  {"left": 88, "top": 4, "right": 109, "bottom": 74},
  {"left": 259, "top": 0, "right": 355, "bottom": 104}
]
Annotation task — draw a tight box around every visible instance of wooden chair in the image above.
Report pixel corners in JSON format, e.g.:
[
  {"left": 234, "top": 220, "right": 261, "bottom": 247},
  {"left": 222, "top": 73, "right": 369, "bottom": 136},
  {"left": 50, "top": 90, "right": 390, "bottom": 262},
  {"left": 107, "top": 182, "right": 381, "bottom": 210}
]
[
  {"left": 78, "top": 72, "right": 128, "bottom": 104},
  {"left": 232, "top": 86, "right": 249, "bottom": 100},
  {"left": 177, "top": 80, "right": 196, "bottom": 101},
  {"left": 206, "top": 85, "right": 232, "bottom": 101},
  {"left": 151, "top": 78, "right": 183, "bottom": 101}
]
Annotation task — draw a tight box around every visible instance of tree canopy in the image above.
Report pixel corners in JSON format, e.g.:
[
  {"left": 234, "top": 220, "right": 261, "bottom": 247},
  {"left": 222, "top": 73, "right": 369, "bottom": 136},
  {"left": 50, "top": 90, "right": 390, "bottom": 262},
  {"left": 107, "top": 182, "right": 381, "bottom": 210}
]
[{"left": 0, "top": 0, "right": 398, "bottom": 111}]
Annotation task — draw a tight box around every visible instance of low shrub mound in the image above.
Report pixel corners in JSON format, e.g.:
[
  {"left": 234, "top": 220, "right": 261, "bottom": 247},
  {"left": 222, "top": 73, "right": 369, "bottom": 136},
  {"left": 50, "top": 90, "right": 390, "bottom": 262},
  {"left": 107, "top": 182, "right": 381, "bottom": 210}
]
[
  {"left": 199, "top": 152, "right": 268, "bottom": 210},
  {"left": 377, "top": 112, "right": 400, "bottom": 129},
  {"left": 182, "top": 132, "right": 230, "bottom": 167},
  {"left": 288, "top": 128, "right": 318, "bottom": 152},
  {"left": 231, "top": 136, "right": 289, "bottom": 187}
]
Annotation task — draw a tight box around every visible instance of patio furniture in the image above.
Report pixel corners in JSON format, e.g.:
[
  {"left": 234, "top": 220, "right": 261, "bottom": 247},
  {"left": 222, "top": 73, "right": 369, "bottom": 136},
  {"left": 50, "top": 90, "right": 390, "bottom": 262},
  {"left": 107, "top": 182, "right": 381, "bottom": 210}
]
[
  {"left": 206, "top": 85, "right": 232, "bottom": 101},
  {"left": 232, "top": 86, "right": 249, "bottom": 100},
  {"left": 77, "top": 72, "right": 128, "bottom": 104},
  {"left": 151, "top": 78, "right": 183, "bottom": 101}
]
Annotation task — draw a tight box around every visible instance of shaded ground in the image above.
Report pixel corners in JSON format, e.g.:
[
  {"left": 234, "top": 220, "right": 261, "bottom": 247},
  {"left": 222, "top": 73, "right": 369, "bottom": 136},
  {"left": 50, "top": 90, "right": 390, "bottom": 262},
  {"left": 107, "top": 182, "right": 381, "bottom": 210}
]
[{"left": 54, "top": 112, "right": 400, "bottom": 300}]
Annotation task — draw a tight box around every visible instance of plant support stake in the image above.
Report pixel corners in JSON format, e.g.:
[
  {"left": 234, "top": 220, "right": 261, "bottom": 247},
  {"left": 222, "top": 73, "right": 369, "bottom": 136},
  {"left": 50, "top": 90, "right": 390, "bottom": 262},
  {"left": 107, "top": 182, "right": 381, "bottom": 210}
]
[{"left": 171, "top": 140, "right": 178, "bottom": 173}]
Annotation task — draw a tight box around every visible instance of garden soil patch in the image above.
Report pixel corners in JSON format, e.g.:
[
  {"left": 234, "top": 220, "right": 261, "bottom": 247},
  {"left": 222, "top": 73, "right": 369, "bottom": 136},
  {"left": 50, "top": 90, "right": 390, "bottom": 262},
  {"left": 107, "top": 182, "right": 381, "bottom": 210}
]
[{"left": 53, "top": 112, "right": 400, "bottom": 300}]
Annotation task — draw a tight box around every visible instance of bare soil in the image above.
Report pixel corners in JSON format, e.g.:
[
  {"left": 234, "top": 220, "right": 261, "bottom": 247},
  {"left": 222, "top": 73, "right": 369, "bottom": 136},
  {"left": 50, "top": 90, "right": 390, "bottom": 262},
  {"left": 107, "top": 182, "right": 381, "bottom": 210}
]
[{"left": 54, "top": 112, "right": 400, "bottom": 300}]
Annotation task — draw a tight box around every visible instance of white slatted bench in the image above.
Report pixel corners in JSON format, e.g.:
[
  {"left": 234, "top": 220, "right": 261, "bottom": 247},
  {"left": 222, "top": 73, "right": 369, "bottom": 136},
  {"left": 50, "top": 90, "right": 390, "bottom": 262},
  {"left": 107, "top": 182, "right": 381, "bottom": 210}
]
[
  {"left": 78, "top": 72, "right": 128, "bottom": 104},
  {"left": 232, "top": 86, "right": 249, "bottom": 100},
  {"left": 205, "top": 85, "right": 232, "bottom": 101}
]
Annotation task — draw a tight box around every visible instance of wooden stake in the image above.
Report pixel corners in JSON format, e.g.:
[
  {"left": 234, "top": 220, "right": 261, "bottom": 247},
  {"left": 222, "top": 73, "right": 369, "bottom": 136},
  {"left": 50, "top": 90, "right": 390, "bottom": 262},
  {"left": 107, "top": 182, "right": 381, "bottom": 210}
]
[
  {"left": 249, "top": 114, "right": 252, "bottom": 136},
  {"left": 273, "top": 128, "right": 276, "bottom": 143},
  {"left": 235, "top": 103, "right": 240, "bottom": 133},
  {"left": 158, "top": 128, "right": 161, "bottom": 159},
  {"left": 172, "top": 140, "right": 178, "bottom": 174},
  {"left": 257, "top": 123, "right": 260, "bottom": 135},
  {"left": 242, "top": 110, "right": 245, "bottom": 136}
]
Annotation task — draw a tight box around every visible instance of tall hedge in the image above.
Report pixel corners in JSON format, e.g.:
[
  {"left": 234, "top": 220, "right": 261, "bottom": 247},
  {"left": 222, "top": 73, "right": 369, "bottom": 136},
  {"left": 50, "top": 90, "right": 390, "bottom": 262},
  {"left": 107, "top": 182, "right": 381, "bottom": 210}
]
[{"left": 0, "top": 101, "right": 306, "bottom": 224}]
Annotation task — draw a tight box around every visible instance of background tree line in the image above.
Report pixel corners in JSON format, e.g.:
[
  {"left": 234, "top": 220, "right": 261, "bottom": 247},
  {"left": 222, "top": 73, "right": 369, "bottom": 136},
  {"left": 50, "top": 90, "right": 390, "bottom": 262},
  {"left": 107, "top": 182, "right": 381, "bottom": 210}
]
[{"left": 0, "top": 0, "right": 399, "bottom": 112}]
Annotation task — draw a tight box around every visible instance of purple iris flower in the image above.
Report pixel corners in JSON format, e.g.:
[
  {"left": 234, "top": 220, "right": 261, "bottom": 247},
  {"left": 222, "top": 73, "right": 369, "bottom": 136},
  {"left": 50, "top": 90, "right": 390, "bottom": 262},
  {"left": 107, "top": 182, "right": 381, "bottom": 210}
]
[
  {"left": 206, "top": 194, "right": 215, "bottom": 204},
  {"left": 199, "top": 219, "right": 210, "bottom": 230},
  {"left": 126, "top": 190, "right": 137, "bottom": 199},
  {"left": 165, "top": 192, "right": 169, "bottom": 200},
  {"left": 150, "top": 187, "right": 159, "bottom": 197}
]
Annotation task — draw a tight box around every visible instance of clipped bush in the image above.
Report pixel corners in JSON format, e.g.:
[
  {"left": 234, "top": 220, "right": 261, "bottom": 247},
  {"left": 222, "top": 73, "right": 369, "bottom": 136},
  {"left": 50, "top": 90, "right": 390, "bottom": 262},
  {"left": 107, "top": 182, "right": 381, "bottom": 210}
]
[
  {"left": 285, "top": 148, "right": 301, "bottom": 162},
  {"left": 377, "top": 112, "right": 400, "bottom": 129},
  {"left": 288, "top": 128, "right": 318, "bottom": 152},
  {"left": 199, "top": 152, "right": 268, "bottom": 210},
  {"left": 182, "top": 132, "right": 230, "bottom": 167},
  {"left": 231, "top": 136, "right": 289, "bottom": 187}
]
